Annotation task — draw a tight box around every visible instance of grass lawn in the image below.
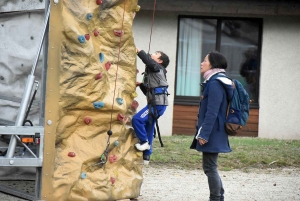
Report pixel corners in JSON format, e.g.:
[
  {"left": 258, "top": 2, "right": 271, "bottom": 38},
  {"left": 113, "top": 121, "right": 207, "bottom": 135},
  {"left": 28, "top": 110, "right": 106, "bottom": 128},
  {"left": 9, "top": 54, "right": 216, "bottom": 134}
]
[{"left": 150, "top": 135, "right": 300, "bottom": 171}]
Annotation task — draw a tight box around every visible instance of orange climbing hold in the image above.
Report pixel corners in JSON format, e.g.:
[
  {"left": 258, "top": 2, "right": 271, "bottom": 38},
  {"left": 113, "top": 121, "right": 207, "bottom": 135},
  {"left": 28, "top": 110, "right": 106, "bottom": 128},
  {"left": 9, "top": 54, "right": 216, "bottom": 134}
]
[
  {"left": 68, "top": 152, "right": 76, "bottom": 157},
  {"left": 94, "top": 30, "right": 100, "bottom": 37},
  {"left": 84, "top": 117, "right": 92, "bottom": 125},
  {"left": 105, "top": 62, "right": 111, "bottom": 70},
  {"left": 96, "top": 0, "right": 103, "bottom": 5},
  {"left": 113, "top": 30, "right": 124, "bottom": 37},
  {"left": 110, "top": 177, "right": 115, "bottom": 184},
  {"left": 95, "top": 73, "right": 103, "bottom": 80},
  {"left": 117, "top": 113, "right": 125, "bottom": 121},
  {"left": 85, "top": 34, "right": 90, "bottom": 40},
  {"left": 109, "top": 155, "right": 117, "bottom": 163}
]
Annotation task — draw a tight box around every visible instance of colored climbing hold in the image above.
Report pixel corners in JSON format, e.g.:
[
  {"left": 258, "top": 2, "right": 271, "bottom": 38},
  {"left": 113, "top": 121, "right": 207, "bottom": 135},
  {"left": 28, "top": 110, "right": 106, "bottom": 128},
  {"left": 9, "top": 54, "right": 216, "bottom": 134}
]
[
  {"left": 117, "top": 113, "right": 125, "bottom": 121},
  {"left": 131, "top": 91, "right": 138, "bottom": 98},
  {"left": 68, "top": 152, "right": 76, "bottom": 157},
  {"left": 116, "top": 98, "right": 123, "bottom": 105},
  {"left": 136, "top": 5, "right": 141, "bottom": 12},
  {"left": 81, "top": 172, "right": 87, "bottom": 179},
  {"left": 110, "top": 177, "right": 115, "bottom": 184},
  {"left": 84, "top": 117, "right": 92, "bottom": 125},
  {"left": 99, "top": 53, "right": 104, "bottom": 63},
  {"left": 96, "top": 0, "right": 103, "bottom": 5},
  {"left": 131, "top": 100, "right": 139, "bottom": 110},
  {"left": 114, "top": 30, "right": 124, "bottom": 37},
  {"left": 78, "top": 35, "right": 85, "bottom": 43},
  {"left": 95, "top": 73, "right": 103, "bottom": 80},
  {"left": 107, "top": 130, "right": 113, "bottom": 136},
  {"left": 114, "top": 140, "right": 119, "bottom": 146},
  {"left": 86, "top": 13, "right": 93, "bottom": 21},
  {"left": 93, "top": 101, "right": 105, "bottom": 109},
  {"left": 109, "top": 155, "right": 117, "bottom": 163},
  {"left": 85, "top": 34, "right": 90, "bottom": 40},
  {"left": 136, "top": 69, "right": 139, "bottom": 74},
  {"left": 105, "top": 61, "right": 111, "bottom": 70},
  {"left": 94, "top": 30, "right": 100, "bottom": 37},
  {"left": 113, "top": 170, "right": 119, "bottom": 177}
]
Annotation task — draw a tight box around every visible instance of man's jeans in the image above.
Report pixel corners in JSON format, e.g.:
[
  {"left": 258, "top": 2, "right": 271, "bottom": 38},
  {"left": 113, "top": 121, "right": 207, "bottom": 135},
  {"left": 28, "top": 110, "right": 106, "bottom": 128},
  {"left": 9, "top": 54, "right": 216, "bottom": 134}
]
[{"left": 203, "top": 152, "right": 225, "bottom": 201}]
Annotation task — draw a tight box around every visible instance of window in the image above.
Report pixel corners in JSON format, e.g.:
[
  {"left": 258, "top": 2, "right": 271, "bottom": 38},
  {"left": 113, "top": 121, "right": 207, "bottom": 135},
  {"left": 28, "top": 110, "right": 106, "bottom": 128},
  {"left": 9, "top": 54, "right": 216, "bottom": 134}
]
[{"left": 175, "top": 16, "right": 262, "bottom": 108}]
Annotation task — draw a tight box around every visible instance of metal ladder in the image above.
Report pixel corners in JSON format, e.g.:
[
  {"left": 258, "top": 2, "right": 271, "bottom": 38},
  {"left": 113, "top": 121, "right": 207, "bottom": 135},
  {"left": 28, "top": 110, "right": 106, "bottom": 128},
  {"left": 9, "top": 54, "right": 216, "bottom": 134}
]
[{"left": 0, "top": 2, "right": 50, "bottom": 200}]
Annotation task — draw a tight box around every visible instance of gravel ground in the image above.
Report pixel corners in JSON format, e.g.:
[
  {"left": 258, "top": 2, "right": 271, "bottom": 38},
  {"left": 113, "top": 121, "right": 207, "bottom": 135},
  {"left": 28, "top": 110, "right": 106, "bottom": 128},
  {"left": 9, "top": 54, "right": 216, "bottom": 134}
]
[{"left": 0, "top": 167, "right": 299, "bottom": 201}]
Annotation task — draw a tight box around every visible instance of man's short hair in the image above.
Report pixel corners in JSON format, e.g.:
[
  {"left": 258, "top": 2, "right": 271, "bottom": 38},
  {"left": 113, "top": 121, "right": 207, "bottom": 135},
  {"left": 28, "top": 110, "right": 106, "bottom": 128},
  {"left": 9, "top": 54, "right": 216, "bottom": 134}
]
[{"left": 157, "top": 51, "right": 169, "bottom": 68}]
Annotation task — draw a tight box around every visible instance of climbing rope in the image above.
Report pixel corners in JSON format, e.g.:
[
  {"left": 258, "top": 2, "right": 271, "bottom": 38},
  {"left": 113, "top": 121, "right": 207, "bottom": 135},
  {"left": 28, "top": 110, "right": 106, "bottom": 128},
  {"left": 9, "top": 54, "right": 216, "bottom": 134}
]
[
  {"left": 94, "top": 0, "right": 127, "bottom": 168},
  {"left": 147, "top": 0, "right": 156, "bottom": 54}
]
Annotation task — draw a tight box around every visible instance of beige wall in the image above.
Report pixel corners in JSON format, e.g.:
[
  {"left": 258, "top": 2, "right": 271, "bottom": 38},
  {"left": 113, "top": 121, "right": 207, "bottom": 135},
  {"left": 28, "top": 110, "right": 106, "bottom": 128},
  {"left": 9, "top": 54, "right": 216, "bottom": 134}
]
[
  {"left": 133, "top": 11, "right": 177, "bottom": 136},
  {"left": 259, "top": 16, "right": 300, "bottom": 139}
]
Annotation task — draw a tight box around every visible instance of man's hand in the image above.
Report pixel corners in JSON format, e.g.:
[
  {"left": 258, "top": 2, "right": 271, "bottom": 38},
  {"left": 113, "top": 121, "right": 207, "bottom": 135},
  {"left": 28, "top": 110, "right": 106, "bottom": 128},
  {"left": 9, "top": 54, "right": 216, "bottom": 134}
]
[
  {"left": 136, "top": 47, "right": 140, "bottom": 54},
  {"left": 136, "top": 82, "right": 142, "bottom": 87}
]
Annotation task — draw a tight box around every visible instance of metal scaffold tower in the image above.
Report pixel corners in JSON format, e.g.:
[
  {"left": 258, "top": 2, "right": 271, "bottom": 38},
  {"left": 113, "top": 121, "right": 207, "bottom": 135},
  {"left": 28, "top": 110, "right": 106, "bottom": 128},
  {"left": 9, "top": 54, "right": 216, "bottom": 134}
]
[{"left": 0, "top": 1, "right": 50, "bottom": 200}]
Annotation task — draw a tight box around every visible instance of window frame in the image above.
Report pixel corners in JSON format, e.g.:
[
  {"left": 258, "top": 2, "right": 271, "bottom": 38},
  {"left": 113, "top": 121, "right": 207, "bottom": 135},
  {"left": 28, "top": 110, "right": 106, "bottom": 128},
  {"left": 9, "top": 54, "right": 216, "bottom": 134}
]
[{"left": 174, "top": 15, "right": 262, "bottom": 109}]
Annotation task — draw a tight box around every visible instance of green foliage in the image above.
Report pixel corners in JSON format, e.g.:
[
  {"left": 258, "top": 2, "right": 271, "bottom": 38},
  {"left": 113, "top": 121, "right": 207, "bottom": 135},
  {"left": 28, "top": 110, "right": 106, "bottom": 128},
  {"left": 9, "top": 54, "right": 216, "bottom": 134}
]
[{"left": 150, "top": 135, "right": 300, "bottom": 171}]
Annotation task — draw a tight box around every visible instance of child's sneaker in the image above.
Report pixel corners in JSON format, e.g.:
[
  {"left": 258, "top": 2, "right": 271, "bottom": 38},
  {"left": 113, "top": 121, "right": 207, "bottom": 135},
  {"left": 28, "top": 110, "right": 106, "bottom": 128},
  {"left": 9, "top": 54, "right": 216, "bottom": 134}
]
[{"left": 135, "top": 142, "right": 150, "bottom": 151}]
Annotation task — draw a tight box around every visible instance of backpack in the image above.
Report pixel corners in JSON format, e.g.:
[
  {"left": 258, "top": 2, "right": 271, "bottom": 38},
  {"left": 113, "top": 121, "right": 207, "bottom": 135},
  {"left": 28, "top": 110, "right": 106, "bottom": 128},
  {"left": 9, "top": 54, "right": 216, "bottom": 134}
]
[{"left": 217, "top": 75, "right": 250, "bottom": 136}]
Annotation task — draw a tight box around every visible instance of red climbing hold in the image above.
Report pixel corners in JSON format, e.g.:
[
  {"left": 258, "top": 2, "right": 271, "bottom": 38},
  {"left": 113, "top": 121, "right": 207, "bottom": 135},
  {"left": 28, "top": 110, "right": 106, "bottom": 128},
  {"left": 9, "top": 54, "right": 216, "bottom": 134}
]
[
  {"left": 105, "top": 61, "right": 111, "bottom": 70},
  {"left": 94, "top": 30, "right": 100, "bottom": 37},
  {"left": 68, "top": 152, "right": 76, "bottom": 157},
  {"left": 117, "top": 113, "right": 125, "bottom": 121},
  {"left": 109, "top": 155, "right": 117, "bottom": 163},
  {"left": 84, "top": 117, "right": 92, "bottom": 125},
  {"left": 85, "top": 34, "right": 90, "bottom": 40},
  {"left": 113, "top": 30, "right": 124, "bottom": 37},
  {"left": 131, "top": 100, "right": 139, "bottom": 110},
  {"left": 95, "top": 73, "right": 103, "bottom": 80},
  {"left": 136, "top": 69, "right": 139, "bottom": 74},
  {"left": 96, "top": 0, "right": 103, "bottom": 5},
  {"left": 110, "top": 177, "right": 115, "bottom": 184}
]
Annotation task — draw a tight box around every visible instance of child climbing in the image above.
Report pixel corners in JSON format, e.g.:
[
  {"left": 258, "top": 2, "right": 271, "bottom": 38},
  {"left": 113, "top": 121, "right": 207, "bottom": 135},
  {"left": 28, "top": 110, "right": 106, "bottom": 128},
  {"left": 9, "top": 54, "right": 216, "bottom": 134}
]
[{"left": 132, "top": 47, "right": 169, "bottom": 165}]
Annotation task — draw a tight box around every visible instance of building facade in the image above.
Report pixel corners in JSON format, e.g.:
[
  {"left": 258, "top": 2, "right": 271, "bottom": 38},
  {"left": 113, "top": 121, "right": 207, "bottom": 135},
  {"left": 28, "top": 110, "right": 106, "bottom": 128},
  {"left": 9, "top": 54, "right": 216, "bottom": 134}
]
[{"left": 134, "top": 0, "right": 300, "bottom": 139}]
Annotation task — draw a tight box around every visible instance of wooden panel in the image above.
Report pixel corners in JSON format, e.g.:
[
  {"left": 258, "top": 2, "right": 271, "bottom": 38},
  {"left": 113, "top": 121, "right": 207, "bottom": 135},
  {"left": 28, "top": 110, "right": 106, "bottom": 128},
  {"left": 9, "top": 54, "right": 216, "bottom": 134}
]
[
  {"left": 247, "top": 115, "right": 258, "bottom": 124},
  {"left": 172, "top": 105, "right": 259, "bottom": 137},
  {"left": 173, "top": 113, "right": 198, "bottom": 121},
  {"left": 172, "top": 127, "right": 195, "bottom": 136},
  {"left": 173, "top": 105, "right": 199, "bottom": 112}
]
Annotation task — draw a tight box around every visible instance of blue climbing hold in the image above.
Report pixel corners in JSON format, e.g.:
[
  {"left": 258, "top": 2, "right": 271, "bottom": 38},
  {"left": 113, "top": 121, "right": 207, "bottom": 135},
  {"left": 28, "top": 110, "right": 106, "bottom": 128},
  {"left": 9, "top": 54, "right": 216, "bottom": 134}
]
[
  {"left": 116, "top": 98, "right": 123, "bottom": 105},
  {"left": 99, "top": 53, "right": 104, "bottom": 63},
  {"left": 86, "top": 13, "right": 93, "bottom": 21},
  {"left": 114, "top": 141, "right": 119, "bottom": 146},
  {"left": 93, "top": 101, "right": 105, "bottom": 109},
  {"left": 81, "top": 172, "right": 87, "bottom": 179},
  {"left": 78, "top": 35, "right": 86, "bottom": 43}
]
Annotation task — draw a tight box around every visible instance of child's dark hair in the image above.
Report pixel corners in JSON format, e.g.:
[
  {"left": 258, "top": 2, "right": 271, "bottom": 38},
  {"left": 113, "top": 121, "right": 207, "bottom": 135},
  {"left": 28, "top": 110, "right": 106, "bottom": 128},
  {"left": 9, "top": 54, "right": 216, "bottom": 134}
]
[
  {"left": 208, "top": 51, "right": 227, "bottom": 69},
  {"left": 157, "top": 51, "right": 170, "bottom": 68}
]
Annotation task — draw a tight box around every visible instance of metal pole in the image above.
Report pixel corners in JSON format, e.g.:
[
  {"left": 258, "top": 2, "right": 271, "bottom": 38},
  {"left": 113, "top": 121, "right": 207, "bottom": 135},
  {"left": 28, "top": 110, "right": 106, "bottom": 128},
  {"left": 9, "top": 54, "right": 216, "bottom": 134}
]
[
  {"left": 5, "top": 3, "right": 51, "bottom": 158},
  {"left": 31, "top": 3, "right": 51, "bottom": 76}
]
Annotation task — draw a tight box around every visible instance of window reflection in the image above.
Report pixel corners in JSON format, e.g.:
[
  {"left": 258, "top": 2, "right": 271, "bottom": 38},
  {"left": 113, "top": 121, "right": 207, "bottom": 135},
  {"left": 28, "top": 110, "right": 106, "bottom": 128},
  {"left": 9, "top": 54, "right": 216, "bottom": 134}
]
[
  {"left": 175, "top": 17, "right": 261, "bottom": 106},
  {"left": 220, "top": 20, "right": 260, "bottom": 103}
]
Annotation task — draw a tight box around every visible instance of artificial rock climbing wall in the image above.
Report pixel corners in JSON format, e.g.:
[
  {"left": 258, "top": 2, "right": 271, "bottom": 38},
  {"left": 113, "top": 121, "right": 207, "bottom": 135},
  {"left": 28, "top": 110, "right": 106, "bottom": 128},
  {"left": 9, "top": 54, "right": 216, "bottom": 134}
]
[{"left": 42, "top": 0, "right": 142, "bottom": 200}]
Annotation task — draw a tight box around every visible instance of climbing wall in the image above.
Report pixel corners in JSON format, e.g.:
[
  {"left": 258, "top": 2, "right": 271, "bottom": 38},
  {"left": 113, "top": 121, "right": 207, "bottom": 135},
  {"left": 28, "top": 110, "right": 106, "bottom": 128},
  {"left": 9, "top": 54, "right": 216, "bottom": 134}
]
[{"left": 42, "top": 0, "right": 142, "bottom": 200}]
